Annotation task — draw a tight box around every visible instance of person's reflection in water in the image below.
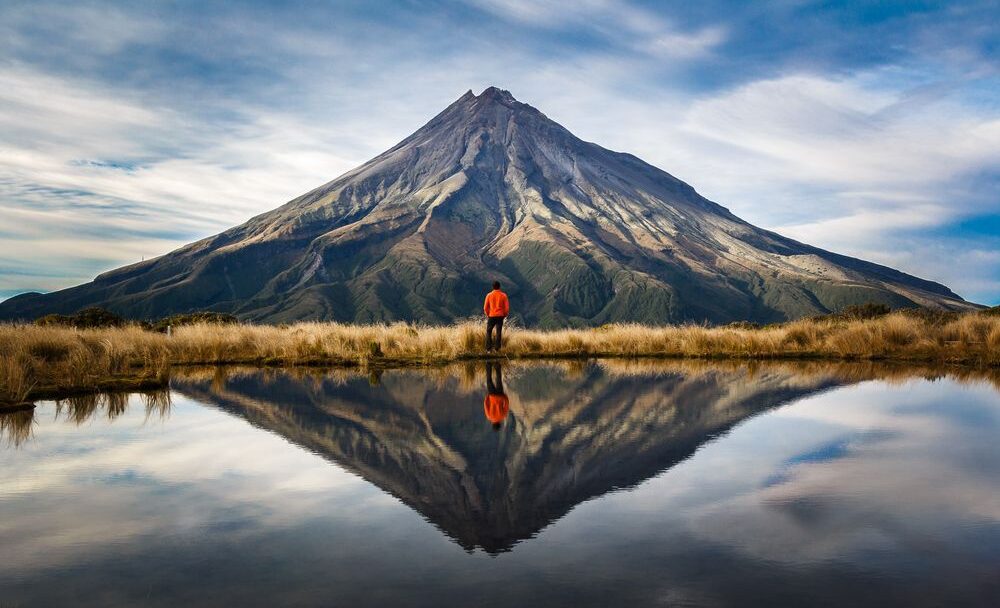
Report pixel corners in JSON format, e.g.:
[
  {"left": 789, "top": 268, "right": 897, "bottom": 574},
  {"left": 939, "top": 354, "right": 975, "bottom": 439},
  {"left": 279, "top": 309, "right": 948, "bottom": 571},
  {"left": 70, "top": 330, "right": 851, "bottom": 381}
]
[{"left": 484, "top": 362, "right": 509, "bottom": 431}]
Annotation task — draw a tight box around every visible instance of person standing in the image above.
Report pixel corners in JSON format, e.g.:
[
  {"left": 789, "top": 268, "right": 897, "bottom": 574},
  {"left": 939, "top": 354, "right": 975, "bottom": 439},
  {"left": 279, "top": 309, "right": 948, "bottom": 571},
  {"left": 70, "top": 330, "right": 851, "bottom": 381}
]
[{"left": 483, "top": 281, "right": 509, "bottom": 352}]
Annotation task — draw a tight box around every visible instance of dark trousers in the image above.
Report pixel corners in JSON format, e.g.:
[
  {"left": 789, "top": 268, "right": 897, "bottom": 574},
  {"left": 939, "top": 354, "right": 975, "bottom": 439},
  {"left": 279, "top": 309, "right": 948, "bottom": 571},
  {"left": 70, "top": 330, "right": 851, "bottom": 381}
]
[
  {"left": 486, "top": 362, "right": 504, "bottom": 393},
  {"left": 485, "top": 316, "right": 505, "bottom": 351}
]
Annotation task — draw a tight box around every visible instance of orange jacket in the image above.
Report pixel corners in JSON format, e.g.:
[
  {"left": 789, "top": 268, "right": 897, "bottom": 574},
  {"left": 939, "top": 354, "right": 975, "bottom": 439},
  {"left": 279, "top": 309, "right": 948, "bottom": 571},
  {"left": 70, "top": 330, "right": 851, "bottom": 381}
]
[
  {"left": 483, "top": 289, "right": 510, "bottom": 317},
  {"left": 484, "top": 393, "right": 510, "bottom": 424}
]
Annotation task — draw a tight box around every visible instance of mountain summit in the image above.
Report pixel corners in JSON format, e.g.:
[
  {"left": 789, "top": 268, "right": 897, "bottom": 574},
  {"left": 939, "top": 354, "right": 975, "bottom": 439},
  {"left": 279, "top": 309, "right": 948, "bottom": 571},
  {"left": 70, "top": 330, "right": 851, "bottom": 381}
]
[{"left": 0, "top": 87, "right": 976, "bottom": 325}]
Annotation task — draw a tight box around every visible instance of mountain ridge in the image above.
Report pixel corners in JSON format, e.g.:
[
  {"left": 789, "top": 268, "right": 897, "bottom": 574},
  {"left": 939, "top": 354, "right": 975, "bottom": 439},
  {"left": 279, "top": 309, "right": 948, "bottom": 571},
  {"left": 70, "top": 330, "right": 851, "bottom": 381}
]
[{"left": 0, "top": 86, "right": 977, "bottom": 325}]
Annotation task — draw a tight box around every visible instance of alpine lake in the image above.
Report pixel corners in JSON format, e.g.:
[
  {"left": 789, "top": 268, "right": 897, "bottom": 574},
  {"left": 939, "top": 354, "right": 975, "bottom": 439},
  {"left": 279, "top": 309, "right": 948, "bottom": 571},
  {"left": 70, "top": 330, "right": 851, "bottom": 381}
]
[{"left": 1, "top": 359, "right": 997, "bottom": 607}]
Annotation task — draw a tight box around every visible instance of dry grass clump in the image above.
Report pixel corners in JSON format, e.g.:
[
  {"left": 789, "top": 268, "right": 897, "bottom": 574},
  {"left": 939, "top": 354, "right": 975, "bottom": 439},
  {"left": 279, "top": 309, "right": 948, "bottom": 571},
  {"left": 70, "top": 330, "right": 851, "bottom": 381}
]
[
  {"left": 52, "top": 390, "right": 170, "bottom": 425},
  {"left": 0, "top": 324, "right": 170, "bottom": 404},
  {"left": 0, "top": 408, "right": 34, "bottom": 447},
  {"left": 3, "top": 310, "right": 1000, "bottom": 404},
  {"left": 166, "top": 321, "right": 485, "bottom": 364}
]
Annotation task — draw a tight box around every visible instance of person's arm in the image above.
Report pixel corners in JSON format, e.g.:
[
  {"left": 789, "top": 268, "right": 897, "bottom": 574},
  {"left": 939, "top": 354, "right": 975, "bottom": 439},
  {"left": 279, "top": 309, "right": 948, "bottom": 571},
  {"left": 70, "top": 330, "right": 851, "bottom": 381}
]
[
  {"left": 501, "top": 294, "right": 510, "bottom": 317},
  {"left": 484, "top": 295, "right": 490, "bottom": 316}
]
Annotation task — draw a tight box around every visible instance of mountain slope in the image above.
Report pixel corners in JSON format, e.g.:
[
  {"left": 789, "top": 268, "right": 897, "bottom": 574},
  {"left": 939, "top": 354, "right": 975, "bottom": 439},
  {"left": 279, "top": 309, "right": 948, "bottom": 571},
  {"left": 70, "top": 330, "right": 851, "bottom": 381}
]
[{"left": 0, "top": 87, "right": 977, "bottom": 325}]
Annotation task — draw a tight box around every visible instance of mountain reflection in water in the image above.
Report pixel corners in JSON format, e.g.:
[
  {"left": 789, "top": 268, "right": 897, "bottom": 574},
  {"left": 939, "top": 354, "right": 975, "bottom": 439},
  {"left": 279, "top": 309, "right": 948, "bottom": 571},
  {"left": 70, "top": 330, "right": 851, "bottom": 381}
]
[
  {"left": 2, "top": 361, "right": 999, "bottom": 607},
  {"left": 170, "top": 361, "right": 847, "bottom": 553}
]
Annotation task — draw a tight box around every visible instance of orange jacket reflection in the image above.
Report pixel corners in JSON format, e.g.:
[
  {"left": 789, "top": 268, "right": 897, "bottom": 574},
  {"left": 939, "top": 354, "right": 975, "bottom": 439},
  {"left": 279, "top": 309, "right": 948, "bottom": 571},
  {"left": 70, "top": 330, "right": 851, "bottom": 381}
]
[{"left": 484, "top": 392, "right": 509, "bottom": 425}]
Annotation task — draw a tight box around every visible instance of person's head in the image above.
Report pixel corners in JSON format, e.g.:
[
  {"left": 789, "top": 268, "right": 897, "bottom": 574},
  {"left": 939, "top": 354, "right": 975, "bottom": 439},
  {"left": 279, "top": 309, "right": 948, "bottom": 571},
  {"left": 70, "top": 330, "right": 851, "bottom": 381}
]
[
  {"left": 492, "top": 281, "right": 501, "bottom": 290},
  {"left": 492, "top": 421, "right": 502, "bottom": 432}
]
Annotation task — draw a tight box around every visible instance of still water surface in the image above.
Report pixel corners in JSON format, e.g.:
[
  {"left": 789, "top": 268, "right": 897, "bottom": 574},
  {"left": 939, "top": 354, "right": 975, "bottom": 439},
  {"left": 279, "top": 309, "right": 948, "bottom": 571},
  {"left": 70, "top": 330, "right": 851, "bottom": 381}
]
[{"left": 0, "top": 361, "right": 998, "bottom": 607}]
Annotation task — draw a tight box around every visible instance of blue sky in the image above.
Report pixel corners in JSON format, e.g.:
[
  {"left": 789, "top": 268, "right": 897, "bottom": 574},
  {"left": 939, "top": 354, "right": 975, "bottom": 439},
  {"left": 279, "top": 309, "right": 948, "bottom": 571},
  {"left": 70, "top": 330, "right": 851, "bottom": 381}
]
[{"left": 1, "top": 0, "right": 998, "bottom": 303}]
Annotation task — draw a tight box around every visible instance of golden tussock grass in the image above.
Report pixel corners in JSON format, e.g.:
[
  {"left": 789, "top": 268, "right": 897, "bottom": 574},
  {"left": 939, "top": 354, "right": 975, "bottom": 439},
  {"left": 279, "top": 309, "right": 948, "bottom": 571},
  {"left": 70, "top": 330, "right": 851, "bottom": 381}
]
[
  {"left": 3, "top": 311, "right": 1000, "bottom": 403},
  {"left": 0, "top": 408, "right": 34, "bottom": 447}
]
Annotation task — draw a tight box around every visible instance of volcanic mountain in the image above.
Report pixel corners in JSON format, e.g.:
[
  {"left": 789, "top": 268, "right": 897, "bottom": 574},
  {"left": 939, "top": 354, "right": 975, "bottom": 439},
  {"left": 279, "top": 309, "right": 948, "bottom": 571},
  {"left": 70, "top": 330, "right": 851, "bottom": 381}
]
[{"left": 0, "top": 87, "right": 976, "bottom": 325}]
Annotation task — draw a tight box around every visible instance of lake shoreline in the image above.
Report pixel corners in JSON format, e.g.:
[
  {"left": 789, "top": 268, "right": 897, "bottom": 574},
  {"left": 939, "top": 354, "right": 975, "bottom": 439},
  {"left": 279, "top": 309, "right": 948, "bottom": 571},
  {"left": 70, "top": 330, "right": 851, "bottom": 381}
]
[
  {"left": 9, "top": 354, "right": 1000, "bottom": 408},
  {"left": 4, "top": 310, "right": 1000, "bottom": 405},
  {"left": 0, "top": 401, "right": 35, "bottom": 412},
  {"left": 10, "top": 355, "right": 1000, "bottom": 408}
]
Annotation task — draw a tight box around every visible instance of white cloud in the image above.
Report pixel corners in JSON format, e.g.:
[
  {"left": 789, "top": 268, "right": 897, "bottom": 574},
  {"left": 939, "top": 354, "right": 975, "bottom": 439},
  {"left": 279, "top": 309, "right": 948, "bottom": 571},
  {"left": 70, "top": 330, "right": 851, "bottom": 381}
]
[
  {"left": 465, "top": 0, "right": 727, "bottom": 60},
  {"left": 681, "top": 74, "right": 1000, "bottom": 187},
  {"left": 684, "top": 380, "right": 1000, "bottom": 562},
  {"left": 2, "top": 2, "right": 168, "bottom": 57},
  {"left": 775, "top": 202, "right": 948, "bottom": 246},
  {"left": 646, "top": 25, "right": 728, "bottom": 59},
  {"left": 0, "top": 67, "right": 373, "bottom": 291},
  {"left": 0, "top": 394, "right": 389, "bottom": 574}
]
